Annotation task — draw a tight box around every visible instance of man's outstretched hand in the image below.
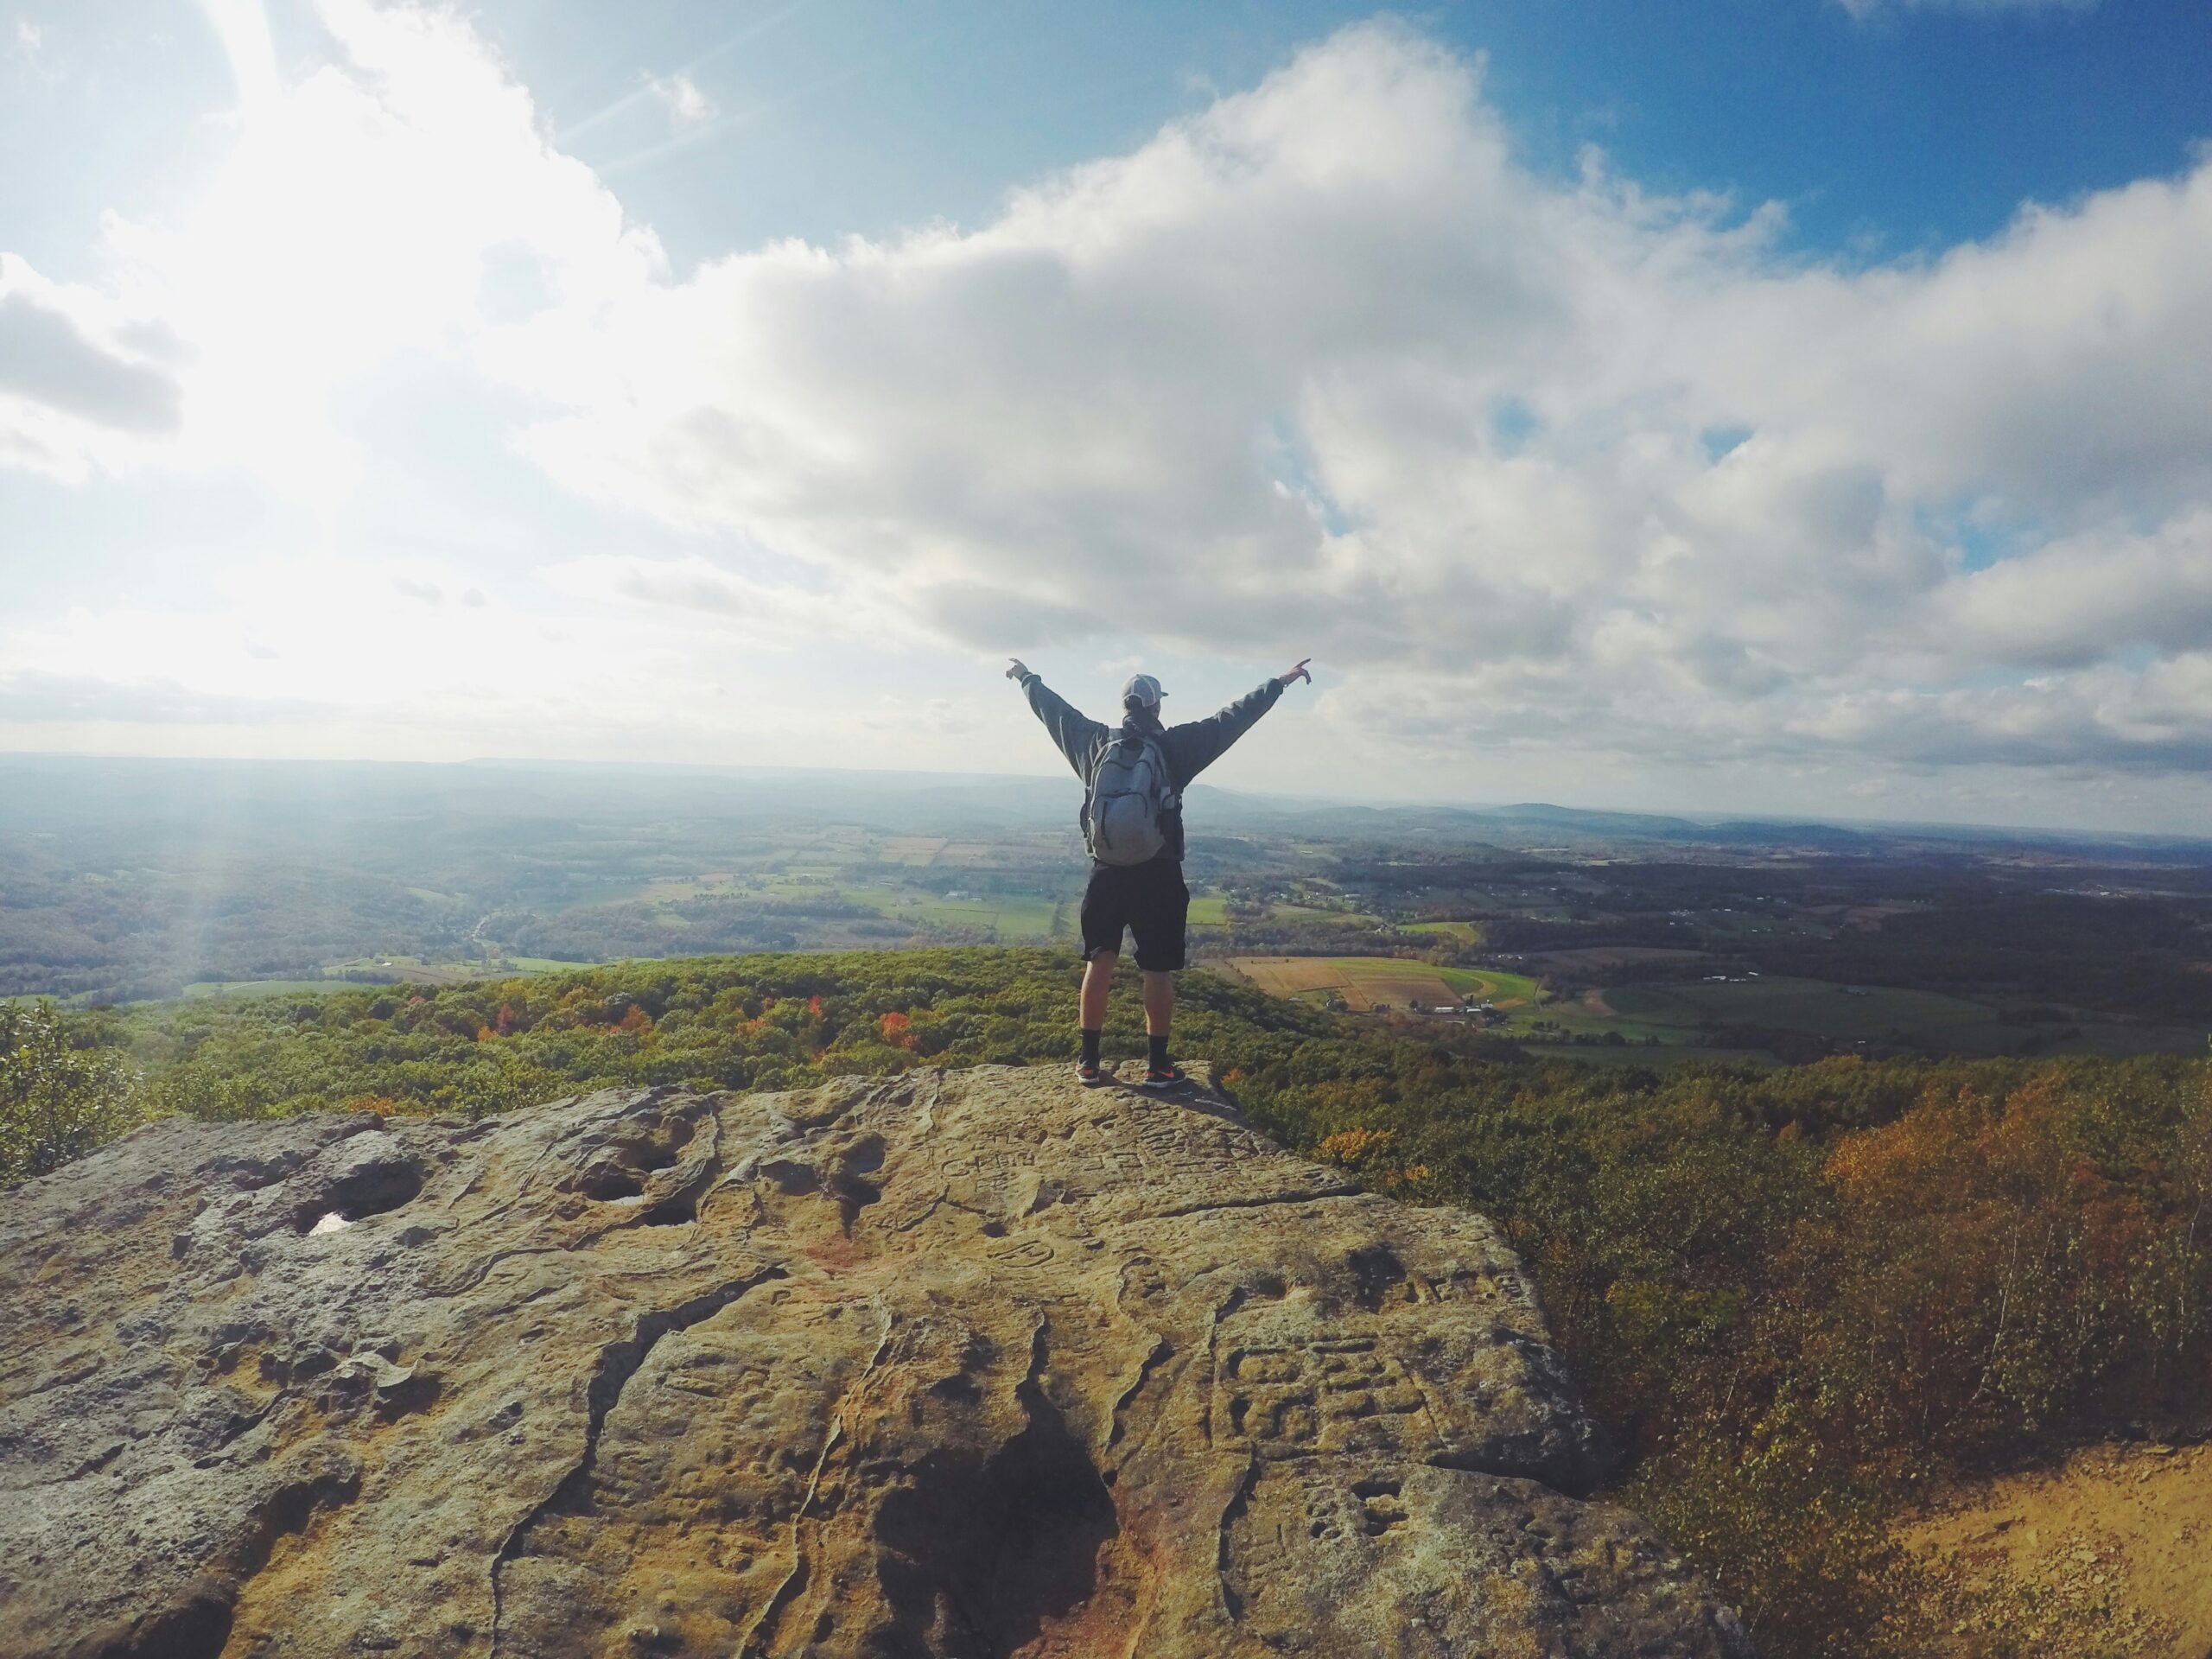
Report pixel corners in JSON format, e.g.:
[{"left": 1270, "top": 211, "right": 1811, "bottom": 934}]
[
  {"left": 1006, "top": 658, "right": 1030, "bottom": 682},
  {"left": 1276, "top": 658, "right": 1313, "bottom": 688}
]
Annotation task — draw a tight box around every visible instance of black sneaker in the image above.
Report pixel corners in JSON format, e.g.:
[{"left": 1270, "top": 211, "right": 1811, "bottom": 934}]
[
  {"left": 1138, "top": 1063, "right": 1188, "bottom": 1090},
  {"left": 1075, "top": 1060, "right": 1110, "bottom": 1087}
]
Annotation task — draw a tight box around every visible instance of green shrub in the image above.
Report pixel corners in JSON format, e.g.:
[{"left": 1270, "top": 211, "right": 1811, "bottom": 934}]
[{"left": 0, "top": 1001, "right": 141, "bottom": 1188}]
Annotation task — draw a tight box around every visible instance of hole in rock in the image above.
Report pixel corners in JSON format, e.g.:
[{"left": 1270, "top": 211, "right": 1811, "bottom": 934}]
[
  {"left": 1346, "top": 1244, "right": 1408, "bottom": 1311},
  {"left": 293, "top": 1158, "right": 423, "bottom": 1233},
  {"left": 1353, "top": 1476, "right": 1408, "bottom": 1535},
  {"left": 98, "top": 1592, "right": 234, "bottom": 1659},
  {"left": 874, "top": 1369, "right": 1127, "bottom": 1655},
  {"left": 838, "top": 1134, "right": 887, "bottom": 1176},
  {"left": 832, "top": 1177, "right": 880, "bottom": 1229},
  {"left": 618, "top": 1113, "right": 695, "bottom": 1172},
  {"left": 828, "top": 1141, "right": 885, "bottom": 1227},
  {"left": 639, "top": 1192, "right": 697, "bottom": 1227},
  {"left": 575, "top": 1165, "right": 645, "bottom": 1202}
]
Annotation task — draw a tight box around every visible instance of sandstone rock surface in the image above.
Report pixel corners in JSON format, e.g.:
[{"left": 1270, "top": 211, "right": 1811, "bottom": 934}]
[{"left": 1, "top": 1065, "right": 1753, "bottom": 1658}]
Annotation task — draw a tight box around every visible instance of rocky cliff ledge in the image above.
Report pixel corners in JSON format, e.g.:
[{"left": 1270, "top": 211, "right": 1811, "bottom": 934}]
[{"left": 1, "top": 1065, "right": 1752, "bottom": 1658}]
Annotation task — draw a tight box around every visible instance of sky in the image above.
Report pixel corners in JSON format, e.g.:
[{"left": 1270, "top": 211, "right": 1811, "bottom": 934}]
[{"left": 4, "top": 0, "right": 2212, "bottom": 831}]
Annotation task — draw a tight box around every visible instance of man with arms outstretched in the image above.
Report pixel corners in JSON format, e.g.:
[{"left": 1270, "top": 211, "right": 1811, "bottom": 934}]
[{"left": 1006, "top": 657, "right": 1312, "bottom": 1088}]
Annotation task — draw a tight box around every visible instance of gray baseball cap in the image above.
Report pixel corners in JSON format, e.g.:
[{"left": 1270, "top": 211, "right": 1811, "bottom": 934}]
[{"left": 1122, "top": 672, "right": 1165, "bottom": 707}]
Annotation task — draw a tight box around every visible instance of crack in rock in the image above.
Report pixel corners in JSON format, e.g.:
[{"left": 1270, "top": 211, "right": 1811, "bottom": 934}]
[{"left": 488, "top": 1266, "right": 785, "bottom": 1656}]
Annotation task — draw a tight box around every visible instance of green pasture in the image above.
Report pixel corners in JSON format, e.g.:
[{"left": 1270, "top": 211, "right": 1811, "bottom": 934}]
[
  {"left": 1402, "top": 920, "right": 1484, "bottom": 943},
  {"left": 322, "top": 955, "right": 599, "bottom": 984},
  {"left": 631, "top": 875, "right": 745, "bottom": 901},
  {"left": 1269, "top": 902, "right": 1378, "bottom": 925},
  {"left": 537, "top": 877, "right": 666, "bottom": 912},
  {"left": 1515, "top": 997, "right": 1685, "bottom": 1046},
  {"left": 1305, "top": 957, "right": 1545, "bottom": 1009},
  {"left": 839, "top": 887, "right": 1065, "bottom": 940},
  {"left": 1516, "top": 1042, "right": 1784, "bottom": 1071},
  {"left": 181, "top": 978, "right": 341, "bottom": 1001},
  {"left": 1605, "top": 976, "right": 1999, "bottom": 1042},
  {"left": 1514, "top": 984, "right": 2212, "bottom": 1065},
  {"left": 1421, "top": 963, "right": 1543, "bottom": 1006}
]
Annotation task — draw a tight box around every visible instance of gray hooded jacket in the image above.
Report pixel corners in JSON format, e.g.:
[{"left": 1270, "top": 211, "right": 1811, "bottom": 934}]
[{"left": 1016, "top": 671, "right": 1284, "bottom": 862}]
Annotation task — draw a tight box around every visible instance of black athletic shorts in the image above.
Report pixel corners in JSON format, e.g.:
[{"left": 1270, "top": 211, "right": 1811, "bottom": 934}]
[{"left": 1079, "top": 859, "right": 1189, "bottom": 972}]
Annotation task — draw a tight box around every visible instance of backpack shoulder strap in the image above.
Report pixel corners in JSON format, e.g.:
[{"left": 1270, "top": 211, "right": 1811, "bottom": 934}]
[{"left": 1135, "top": 733, "right": 1180, "bottom": 807}]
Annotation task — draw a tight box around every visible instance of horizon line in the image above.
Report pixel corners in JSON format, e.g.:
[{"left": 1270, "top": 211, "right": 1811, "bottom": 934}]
[{"left": 3, "top": 748, "right": 2207, "bottom": 849}]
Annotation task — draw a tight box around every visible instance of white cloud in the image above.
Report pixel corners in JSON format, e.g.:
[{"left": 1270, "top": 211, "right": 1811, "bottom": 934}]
[
  {"left": 0, "top": 257, "right": 185, "bottom": 480},
  {"left": 8, "top": 13, "right": 60, "bottom": 81},
  {"left": 1926, "top": 513, "right": 2212, "bottom": 670},
  {"left": 475, "top": 22, "right": 2212, "bottom": 779},
  {"left": 649, "top": 72, "right": 715, "bottom": 129},
  {"left": 197, "top": 0, "right": 280, "bottom": 111},
  {"left": 533, "top": 553, "right": 868, "bottom": 646},
  {"left": 5, "top": 6, "right": 2211, "bottom": 811},
  {"left": 1, "top": 0, "right": 663, "bottom": 499}
]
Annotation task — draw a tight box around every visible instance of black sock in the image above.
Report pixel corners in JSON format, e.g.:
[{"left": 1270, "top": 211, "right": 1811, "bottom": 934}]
[
  {"left": 1080, "top": 1029, "right": 1102, "bottom": 1067},
  {"left": 1147, "top": 1032, "right": 1170, "bottom": 1071}
]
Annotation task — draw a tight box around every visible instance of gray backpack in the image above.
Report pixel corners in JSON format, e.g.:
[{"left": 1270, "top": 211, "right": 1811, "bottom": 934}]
[{"left": 1084, "top": 732, "right": 1179, "bottom": 866}]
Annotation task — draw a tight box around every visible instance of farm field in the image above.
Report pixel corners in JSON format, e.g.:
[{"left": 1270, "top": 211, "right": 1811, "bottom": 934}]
[
  {"left": 1500, "top": 971, "right": 2132, "bottom": 1064},
  {"left": 1516, "top": 1042, "right": 1784, "bottom": 1071},
  {"left": 1402, "top": 920, "right": 1484, "bottom": 943},
  {"left": 1523, "top": 945, "right": 1707, "bottom": 973},
  {"left": 632, "top": 874, "right": 745, "bottom": 901},
  {"left": 321, "top": 955, "right": 506, "bottom": 986},
  {"left": 839, "top": 887, "right": 1066, "bottom": 938},
  {"left": 1224, "top": 956, "right": 1543, "bottom": 1013},
  {"left": 180, "top": 952, "right": 600, "bottom": 999},
  {"left": 1606, "top": 976, "right": 2001, "bottom": 1043},
  {"left": 1268, "top": 903, "right": 1379, "bottom": 926},
  {"left": 181, "top": 978, "right": 343, "bottom": 1001},
  {"left": 1502, "top": 972, "right": 2131, "bottom": 1060},
  {"left": 1516, "top": 990, "right": 1694, "bottom": 1046},
  {"left": 878, "top": 836, "right": 949, "bottom": 865}
]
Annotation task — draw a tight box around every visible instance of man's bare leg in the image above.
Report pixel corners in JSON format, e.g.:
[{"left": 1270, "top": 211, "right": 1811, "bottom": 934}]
[
  {"left": 1141, "top": 970, "right": 1180, "bottom": 1081},
  {"left": 1081, "top": 950, "right": 1116, "bottom": 1031},
  {"left": 1075, "top": 950, "right": 1116, "bottom": 1081},
  {"left": 1141, "top": 970, "right": 1174, "bottom": 1037}
]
